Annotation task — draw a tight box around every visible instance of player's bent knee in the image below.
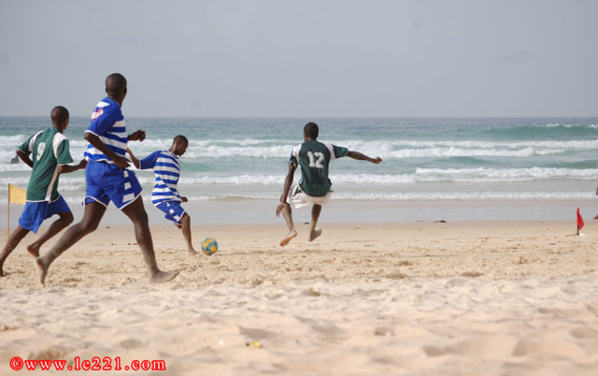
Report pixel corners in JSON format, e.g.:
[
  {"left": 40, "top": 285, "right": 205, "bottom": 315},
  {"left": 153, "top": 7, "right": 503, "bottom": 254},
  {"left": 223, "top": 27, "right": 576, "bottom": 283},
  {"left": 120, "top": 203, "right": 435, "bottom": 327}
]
[
  {"left": 61, "top": 212, "right": 74, "bottom": 225},
  {"left": 79, "top": 219, "right": 100, "bottom": 234}
]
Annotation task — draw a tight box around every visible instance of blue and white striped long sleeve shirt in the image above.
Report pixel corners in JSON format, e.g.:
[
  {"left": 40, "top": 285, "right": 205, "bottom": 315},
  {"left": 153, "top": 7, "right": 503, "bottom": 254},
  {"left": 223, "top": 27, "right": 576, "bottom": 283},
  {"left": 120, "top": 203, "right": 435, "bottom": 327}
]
[{"left": 140, "top": 150, "right": 182, "bottom": 205}]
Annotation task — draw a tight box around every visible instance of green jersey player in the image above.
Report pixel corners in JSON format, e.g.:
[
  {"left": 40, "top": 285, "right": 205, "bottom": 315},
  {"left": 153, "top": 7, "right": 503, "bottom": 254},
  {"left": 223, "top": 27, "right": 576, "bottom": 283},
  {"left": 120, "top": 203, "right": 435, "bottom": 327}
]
[
  {"left": 0, "top": 106, "right": 86, "bottom": 277},
  {"left": 276, "top": 122, "right": 382, "bottom": 246}
]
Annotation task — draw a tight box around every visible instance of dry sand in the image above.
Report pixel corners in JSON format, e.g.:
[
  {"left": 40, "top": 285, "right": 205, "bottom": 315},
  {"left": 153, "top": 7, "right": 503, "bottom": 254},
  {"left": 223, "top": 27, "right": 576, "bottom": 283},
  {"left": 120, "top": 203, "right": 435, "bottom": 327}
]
[{"left": 1, "top": 220, "right": 597, "bottom": 375}]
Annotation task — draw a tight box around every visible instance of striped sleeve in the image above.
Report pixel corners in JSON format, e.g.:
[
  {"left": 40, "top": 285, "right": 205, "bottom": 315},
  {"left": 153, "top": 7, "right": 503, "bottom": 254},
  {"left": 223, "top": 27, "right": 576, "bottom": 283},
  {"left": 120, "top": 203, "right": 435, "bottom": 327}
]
[{"left": 139, "top": 151, "right": 162, "bottom": 170}]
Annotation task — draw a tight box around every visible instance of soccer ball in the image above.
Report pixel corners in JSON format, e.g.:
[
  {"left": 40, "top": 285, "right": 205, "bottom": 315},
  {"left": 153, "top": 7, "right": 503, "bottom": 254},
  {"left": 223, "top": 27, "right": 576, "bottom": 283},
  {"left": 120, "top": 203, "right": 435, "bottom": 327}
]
[{"left": 201, "top": 237, "right": 218, "bottom": 256}]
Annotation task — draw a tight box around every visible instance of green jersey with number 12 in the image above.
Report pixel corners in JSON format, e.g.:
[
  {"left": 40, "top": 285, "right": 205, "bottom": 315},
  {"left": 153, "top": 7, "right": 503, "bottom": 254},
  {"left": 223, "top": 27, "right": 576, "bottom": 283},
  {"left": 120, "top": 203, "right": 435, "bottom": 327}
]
[
  {"left": 289, "top": 140, "right": 348, "bottom": 197},
  {"left": 17, "top": 128, "right": 73, "bottom": 202}
]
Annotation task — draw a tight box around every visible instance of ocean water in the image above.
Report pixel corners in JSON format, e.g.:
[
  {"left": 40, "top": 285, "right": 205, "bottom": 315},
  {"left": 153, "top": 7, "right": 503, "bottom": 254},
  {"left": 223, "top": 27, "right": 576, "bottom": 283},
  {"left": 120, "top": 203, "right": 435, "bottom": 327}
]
[{"left": 1, "top": 116, "right": 598, "bottom": 223}]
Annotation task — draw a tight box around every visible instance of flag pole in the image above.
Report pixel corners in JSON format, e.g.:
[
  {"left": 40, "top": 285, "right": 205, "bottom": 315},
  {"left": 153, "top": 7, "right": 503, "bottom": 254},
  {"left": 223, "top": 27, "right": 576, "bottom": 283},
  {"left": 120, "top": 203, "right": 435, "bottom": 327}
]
[{"left": 576, "top": 207, "right": 584, "bottom": 236}]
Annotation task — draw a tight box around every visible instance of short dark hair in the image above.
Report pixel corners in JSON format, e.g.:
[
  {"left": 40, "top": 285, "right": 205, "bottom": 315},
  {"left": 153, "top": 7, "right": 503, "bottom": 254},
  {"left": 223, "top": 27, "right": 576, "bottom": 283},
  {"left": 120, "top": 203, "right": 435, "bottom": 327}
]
[
  {"left": 105, "top": 73, "right": 127, "bottom": 97},
  {"left": 51, "top": 106, "right": 69, "bottom": 126},
  {"left": 173, "top": 135, "right": 188, "bottom": 145},
  {"left": 304, "top": 122, "right": 319, "bottom": 139}
]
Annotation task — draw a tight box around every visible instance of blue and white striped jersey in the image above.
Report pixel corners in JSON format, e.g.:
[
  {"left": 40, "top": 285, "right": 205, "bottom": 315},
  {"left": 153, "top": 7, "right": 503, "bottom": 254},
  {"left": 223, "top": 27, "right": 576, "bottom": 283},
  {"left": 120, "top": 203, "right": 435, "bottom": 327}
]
[
  {"left": 140, "top": 150, "right": 182, "bottom": 205},
  {"left": 84, "top": 97, "right": 127, "bottom": 164}
]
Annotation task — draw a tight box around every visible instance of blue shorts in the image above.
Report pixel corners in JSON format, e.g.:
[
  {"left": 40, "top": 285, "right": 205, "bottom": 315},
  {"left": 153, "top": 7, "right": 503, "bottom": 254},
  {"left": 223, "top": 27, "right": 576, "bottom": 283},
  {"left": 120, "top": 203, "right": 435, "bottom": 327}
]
[
  {"left": 156, "top": 201, "right": 186, "bottom": 224},
  {"left": 84, "top": 161, "right": 142, "bottom": 210},
  {"left": 19, "top": 196, "right": 71, "bottom": 233}
]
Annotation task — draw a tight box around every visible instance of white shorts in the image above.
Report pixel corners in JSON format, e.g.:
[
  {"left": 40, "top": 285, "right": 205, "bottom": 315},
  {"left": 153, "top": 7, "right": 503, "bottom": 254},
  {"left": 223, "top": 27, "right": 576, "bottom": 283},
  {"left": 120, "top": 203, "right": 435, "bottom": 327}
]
[{"left": 287, "top": 184, "right": 332, "bottom": 209}]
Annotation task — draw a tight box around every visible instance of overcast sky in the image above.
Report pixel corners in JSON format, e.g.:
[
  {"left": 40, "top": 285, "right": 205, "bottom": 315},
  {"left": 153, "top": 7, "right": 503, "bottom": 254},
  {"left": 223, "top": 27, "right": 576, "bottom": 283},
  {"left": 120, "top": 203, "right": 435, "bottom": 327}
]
[{"left": 1, "top": 0, "right": 597, "bottom": 117}]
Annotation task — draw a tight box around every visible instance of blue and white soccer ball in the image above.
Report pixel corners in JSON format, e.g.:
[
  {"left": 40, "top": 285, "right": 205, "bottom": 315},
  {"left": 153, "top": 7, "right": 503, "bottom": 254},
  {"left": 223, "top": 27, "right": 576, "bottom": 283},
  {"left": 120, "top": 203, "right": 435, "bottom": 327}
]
[{"left": 201, "top": 237, "right": 218, "bottom": 256}]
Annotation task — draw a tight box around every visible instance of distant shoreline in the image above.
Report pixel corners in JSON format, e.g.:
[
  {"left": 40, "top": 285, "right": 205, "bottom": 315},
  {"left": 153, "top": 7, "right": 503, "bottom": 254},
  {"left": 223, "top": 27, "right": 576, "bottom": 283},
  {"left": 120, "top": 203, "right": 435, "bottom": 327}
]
[{"left": 0, "top": 199, "right": 595, "bottom": 234}]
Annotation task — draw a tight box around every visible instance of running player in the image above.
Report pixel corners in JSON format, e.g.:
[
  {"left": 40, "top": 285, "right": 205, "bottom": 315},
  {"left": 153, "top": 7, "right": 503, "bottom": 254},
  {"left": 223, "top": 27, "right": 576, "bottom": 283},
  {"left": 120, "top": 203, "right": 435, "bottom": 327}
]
[
  {"left": 0, "top": 106, "right": 86, "bottom": 276},
  {"left": 36, "top": 73, "right": 179, "bottom": 285}
]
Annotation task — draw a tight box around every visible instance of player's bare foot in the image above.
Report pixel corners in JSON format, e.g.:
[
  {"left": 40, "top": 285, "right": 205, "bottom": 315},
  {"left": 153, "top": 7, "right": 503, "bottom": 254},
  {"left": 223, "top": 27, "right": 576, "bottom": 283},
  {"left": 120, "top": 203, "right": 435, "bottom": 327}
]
[
  {"left": 36, "top": 257, "right": 48, "bottom": 286},
  {"left": 27, "top": 244, "right": 40, "bottom": 258},
  {"left": 188, "top": 249, "right": 200, "bottom": 256},
  {"left": 309, "top": 228, "right": 322, "bottom": 242},
  {"left": 150, "top": 270, "right": 180, "bottom": 283},
  {"left": 280, "top": 230, "right": 297, "bottom": 247}
]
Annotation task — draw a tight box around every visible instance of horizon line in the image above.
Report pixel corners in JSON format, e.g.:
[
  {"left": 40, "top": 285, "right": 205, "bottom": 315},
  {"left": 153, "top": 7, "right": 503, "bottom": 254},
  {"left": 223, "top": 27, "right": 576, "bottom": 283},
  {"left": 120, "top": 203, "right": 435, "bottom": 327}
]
[{"left": 1, "top": 114, "right": 598, "bottom": 119}]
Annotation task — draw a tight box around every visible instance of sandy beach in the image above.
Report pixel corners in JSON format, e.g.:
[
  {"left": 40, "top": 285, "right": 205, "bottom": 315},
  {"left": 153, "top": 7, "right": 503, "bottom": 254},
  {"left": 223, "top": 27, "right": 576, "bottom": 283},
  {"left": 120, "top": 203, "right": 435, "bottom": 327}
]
[{"left": 1, "top": 219, "right": 597, "bottom": 375}]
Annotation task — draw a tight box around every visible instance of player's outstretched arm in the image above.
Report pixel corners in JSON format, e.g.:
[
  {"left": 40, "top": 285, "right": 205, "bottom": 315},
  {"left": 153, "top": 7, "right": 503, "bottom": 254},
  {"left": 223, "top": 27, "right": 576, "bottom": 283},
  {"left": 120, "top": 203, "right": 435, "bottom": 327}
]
[
  {"left": 346, "top": 151, "right": 382, "bottom": 164},
  {"left": 126, "top": 148, "right": 141, "bottom": 169}
]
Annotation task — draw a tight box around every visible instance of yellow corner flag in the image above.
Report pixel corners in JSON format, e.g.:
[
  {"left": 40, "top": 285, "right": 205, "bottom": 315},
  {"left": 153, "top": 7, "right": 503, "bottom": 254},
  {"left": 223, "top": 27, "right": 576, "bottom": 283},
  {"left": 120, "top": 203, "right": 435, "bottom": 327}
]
[
  {"left": 8, "top": 183, "right": 26, "bottom": 205},
  {"left": 7, "top": 183, "right": 26, "bottom": 238}
]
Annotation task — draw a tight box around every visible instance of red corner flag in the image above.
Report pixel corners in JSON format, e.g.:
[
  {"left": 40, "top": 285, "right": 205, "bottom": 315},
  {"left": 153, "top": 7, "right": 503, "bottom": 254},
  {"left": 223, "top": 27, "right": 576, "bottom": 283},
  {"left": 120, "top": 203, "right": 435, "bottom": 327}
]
[{"left": 577, "top": 208, "right": 584, "bottom": 233}]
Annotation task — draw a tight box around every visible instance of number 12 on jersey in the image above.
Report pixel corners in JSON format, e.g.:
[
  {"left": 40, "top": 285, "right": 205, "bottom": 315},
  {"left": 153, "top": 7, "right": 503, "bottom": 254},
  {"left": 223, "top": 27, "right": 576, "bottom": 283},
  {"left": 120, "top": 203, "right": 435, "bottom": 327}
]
[{"left": 307, "top": 151, "right": 324, "bottom": 169}]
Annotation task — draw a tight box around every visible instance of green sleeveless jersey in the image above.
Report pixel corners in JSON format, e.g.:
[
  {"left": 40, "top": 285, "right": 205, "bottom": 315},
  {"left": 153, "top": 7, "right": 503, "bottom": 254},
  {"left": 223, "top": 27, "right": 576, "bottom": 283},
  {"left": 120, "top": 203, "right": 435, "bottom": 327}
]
[
  {"left": 17, "top": 128, "right": 73, "bottom": 202},
  {"left": 289, "top": 140, "right": 348, "bottom": 197}
]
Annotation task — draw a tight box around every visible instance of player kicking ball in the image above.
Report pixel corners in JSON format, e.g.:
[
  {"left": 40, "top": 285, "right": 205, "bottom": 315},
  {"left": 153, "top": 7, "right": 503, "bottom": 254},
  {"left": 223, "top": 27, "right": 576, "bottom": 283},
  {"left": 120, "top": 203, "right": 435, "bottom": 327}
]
[
  {"left": 127, "top": 135, "right": 199, "bottom": 256},
  {"left": 276, "top": 122, "right": 382, "bottom": 246}
]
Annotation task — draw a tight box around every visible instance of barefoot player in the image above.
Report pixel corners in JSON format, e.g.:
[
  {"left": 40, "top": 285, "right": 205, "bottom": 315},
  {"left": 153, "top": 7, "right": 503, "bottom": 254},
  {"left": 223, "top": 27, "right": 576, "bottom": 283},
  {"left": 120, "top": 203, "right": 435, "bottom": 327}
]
[
  {"left": 276, "top": 122, "right": 382, "bottom": 246},
  {"left": 0, "top": 106, "right": 86, "bottom": 276},
  {"left": 36, "top": 74, "right": 179, "bottom": 285},
  {"left": 127, "top": 135, "right": 199, "bottom": 256}
]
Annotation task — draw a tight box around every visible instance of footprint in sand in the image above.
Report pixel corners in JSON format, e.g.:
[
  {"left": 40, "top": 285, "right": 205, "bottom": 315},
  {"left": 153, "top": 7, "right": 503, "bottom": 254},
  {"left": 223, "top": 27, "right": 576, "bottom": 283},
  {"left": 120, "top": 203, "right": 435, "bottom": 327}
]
[
  {"left": 423, "top": 336, "right": 518, "bottom": 361},
  {"left": 238, "top": 326, "right": 278, "bottom": 341},
  {"left": 119, "top": 339, "right": 144, "bottom": 349},
  {"left": 570, "top": 327, "right": 598, "bottom": 339},
  {"left": 294, "top": 316, "right": 347, "bottom": 339}
]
